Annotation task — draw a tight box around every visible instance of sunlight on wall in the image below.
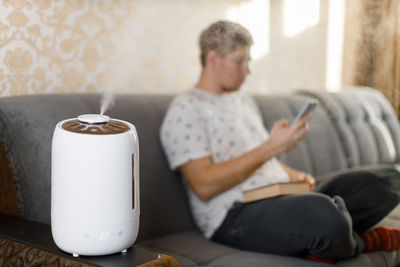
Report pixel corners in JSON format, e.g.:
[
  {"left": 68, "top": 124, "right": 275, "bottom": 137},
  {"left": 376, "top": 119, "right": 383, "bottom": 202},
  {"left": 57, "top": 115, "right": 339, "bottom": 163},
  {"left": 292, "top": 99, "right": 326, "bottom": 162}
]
[
  {"left": 325, "top": 0, "right": 345, "bottom": 92},
  {"left": 283, "top": 0, "right": 320, "bottom": 37},
  {"left": 226, "top": 0, "right": 270, "bottom": 60}
]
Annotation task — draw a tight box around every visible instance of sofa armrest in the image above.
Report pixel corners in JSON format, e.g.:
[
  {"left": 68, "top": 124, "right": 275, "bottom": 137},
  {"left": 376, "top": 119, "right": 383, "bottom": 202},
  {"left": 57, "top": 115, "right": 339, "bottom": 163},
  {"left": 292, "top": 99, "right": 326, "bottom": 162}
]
[{"left": 0, "top": 213, "right": 161, "bottom": 267}]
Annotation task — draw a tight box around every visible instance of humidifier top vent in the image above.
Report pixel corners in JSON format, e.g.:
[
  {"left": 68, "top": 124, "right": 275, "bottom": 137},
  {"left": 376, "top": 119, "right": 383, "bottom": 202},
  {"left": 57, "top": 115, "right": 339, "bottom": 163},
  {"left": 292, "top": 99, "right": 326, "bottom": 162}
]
[
  {"left": 78, "top": 114, "right": 110, "bottom": 124},
  {"left": 61, "top": 114, "right": 130, "bottom": 135}
]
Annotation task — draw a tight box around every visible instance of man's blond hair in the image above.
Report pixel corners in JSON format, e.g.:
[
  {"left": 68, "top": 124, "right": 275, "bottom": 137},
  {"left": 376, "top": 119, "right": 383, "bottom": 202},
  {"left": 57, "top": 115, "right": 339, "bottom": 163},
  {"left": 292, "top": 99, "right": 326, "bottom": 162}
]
[{"left": 199, "top": 20, "right": 253, "bottom": 67}]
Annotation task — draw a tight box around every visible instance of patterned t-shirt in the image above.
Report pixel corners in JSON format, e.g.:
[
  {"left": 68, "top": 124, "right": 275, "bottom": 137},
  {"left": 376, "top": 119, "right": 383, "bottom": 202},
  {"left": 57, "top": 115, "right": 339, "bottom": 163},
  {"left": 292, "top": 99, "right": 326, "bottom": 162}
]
[{"left": 160, "top": 88, "right": 289, "bottom": 238}]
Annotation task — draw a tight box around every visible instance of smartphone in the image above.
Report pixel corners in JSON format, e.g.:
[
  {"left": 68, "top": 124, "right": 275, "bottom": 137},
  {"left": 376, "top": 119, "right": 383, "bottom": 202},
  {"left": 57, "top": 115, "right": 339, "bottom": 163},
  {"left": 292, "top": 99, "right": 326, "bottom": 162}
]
[{"left": 290, "top": 99, "right": 318, "bottom": 125}]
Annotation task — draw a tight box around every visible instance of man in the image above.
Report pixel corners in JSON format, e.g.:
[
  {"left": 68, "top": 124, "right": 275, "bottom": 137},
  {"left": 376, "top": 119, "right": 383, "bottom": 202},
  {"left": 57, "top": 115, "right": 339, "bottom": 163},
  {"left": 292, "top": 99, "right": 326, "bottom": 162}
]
[{"left": 160, "top": 20, "right": 400, "bottom": 262}]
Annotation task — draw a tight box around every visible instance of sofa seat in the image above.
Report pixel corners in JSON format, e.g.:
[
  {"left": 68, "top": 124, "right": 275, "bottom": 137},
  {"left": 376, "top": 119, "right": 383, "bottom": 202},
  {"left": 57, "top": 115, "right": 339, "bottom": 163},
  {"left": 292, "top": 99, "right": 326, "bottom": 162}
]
[
  {"left": 138, "top": 229, "right": 400, "bottom": 266},
  {"left": 138, "top": 230, "right": 327, "bottom": 266},
  {"left": 377, "top": 203, "right": 400, "bottom": 228}
]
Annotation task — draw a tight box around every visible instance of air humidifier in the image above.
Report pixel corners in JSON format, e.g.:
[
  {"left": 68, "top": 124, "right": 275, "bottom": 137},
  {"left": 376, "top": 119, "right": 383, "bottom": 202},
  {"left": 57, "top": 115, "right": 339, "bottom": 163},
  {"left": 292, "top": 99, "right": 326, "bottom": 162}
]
[{"left": 51, "top": 114, "right": 140, "bottom": 257}]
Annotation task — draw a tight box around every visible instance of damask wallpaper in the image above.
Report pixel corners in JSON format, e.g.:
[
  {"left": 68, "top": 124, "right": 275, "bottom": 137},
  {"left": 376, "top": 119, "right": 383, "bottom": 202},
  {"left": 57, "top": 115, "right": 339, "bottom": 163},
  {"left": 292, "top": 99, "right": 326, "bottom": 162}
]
[
  {"left": 0, "top": 0, "right": 138, "bottom": 95},
  {"left": 0, "top": 0, "right": 336, "bottom": 96}
]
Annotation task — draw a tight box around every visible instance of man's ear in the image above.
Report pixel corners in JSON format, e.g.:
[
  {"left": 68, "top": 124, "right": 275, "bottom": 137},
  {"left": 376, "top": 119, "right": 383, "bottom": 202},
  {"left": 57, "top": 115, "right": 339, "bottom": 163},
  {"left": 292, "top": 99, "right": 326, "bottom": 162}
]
[{"left": 205, "top": 50, "right": 218, "bottom": 69}]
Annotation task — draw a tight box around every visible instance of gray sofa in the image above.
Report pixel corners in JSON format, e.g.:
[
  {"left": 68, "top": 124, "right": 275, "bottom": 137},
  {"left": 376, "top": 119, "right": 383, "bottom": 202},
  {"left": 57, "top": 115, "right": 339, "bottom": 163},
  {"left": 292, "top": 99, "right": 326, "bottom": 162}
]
[{"left": 0, "top": 86, "right": 399, "bottom": 266}]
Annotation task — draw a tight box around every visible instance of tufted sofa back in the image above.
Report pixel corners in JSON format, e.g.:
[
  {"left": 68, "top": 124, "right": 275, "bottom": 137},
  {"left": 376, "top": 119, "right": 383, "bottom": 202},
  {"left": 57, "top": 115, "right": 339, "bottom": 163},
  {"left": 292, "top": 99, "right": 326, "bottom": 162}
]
[{"left": 298, "top": 87, "right": 400, "bottom": 169}]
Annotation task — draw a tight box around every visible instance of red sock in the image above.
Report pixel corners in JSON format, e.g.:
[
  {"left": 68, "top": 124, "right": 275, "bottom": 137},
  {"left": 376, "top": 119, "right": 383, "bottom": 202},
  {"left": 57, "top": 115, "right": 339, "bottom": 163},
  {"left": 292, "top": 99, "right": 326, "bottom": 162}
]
[
  {"left": 360, "top": 227, "right": 400, "bottom": 252},
  {"left": 305, "top": 255, "right": 336, "bottom": 264}
]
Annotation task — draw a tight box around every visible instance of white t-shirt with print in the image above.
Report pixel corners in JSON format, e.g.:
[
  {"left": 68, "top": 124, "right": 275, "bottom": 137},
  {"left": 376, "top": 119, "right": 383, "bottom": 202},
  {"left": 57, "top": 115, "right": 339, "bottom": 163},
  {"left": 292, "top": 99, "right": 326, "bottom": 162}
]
[{"left": 160, "top": 88, "right": 289, "bottom": 238}]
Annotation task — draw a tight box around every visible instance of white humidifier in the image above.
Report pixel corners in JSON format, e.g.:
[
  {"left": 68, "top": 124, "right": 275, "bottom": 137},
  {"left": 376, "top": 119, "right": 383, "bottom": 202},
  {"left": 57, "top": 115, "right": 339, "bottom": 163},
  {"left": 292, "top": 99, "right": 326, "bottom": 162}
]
[{"left": 51, "top": 114, "right": 140, "bottom": 257}]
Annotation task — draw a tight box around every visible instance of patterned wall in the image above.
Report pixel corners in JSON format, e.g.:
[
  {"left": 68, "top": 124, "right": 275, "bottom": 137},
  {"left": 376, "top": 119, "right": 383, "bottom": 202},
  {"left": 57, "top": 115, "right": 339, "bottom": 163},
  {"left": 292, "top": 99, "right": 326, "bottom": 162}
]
[
  {"left": 0, "top": 0, "right": 333, "bottom": 96},
  {"left": 0, "top": 0, "right": 138, "bottom": 95}
]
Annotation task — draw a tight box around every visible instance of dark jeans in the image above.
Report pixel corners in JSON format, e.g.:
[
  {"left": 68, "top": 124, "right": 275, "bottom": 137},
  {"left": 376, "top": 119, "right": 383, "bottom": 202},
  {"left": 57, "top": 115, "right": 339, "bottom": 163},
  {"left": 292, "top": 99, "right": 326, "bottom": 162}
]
[{"left": 211, "top": 167, "right": 400, "bottom": 259}]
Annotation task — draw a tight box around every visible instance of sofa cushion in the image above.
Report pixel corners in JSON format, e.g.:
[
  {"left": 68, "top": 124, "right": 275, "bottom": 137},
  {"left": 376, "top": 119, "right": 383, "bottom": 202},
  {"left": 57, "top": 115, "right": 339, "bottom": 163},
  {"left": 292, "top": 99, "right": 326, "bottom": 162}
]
[
  {"left": 336, "top": 251, "right": 400, "bottom": 267},
  {"left": 208, "top": 250, "right": 329, "bottom": 266},
  {"left": 138, "top": 231, "right": 325, "bottom": 267},
  {"left": 137, "top": 231, "right": 238, "bottom": 266},
  {"left": 138, "top": 230, "right": 400, "bottom": 266}
]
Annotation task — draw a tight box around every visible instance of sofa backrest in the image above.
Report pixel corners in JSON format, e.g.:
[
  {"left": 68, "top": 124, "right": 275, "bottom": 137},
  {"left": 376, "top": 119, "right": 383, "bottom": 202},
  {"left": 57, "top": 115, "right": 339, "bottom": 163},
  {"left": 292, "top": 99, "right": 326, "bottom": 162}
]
[
  {"left": 298, "top": 87, "right": 400, "bottom": 169},
  {"left": 0, "top": 87, "right": 398, "bottom": 241}
]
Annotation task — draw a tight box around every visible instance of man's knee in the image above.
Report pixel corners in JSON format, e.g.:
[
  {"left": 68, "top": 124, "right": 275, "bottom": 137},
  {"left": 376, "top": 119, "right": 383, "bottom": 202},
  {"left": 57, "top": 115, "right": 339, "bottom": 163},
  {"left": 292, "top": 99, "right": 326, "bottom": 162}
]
[
  {"left": 311, "top": 195, "right": 352, "bottom": 234},
  {"left": 310, "top": 195, "right": 358, "bottom": 258},
  {"left": 295, "top": 194, "right": 352, "bottom": 233},
  {"left": 324, "top": 198, "right": 352, "bottom": 238}
]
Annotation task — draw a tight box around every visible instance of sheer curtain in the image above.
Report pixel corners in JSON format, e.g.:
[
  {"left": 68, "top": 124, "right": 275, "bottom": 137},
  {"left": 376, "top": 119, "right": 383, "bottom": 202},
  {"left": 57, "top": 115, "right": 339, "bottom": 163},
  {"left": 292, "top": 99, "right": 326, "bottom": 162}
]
[{"left": 344, "top": 0, "right": 400, "bottom": 116}]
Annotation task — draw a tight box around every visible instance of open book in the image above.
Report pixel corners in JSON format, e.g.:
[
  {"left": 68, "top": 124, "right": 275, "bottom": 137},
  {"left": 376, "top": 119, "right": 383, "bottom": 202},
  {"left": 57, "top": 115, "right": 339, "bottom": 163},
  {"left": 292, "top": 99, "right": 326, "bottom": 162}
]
[{"left": 242, "top": 182, "right": 310, "bottom": 203}]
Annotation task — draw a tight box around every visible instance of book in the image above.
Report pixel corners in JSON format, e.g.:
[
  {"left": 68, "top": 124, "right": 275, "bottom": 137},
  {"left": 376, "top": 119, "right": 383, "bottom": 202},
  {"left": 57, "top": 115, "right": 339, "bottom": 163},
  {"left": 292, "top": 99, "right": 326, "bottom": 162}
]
[{"left": 242, "top": 182, "right": 310, "bottom": 203}]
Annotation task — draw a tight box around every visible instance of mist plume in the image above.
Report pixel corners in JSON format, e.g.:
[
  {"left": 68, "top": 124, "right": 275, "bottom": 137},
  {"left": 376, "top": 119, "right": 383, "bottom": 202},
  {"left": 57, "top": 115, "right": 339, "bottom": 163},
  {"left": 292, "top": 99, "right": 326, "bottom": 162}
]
[{"left": 100, "top": 91, "right": 115, "bottom": 115}]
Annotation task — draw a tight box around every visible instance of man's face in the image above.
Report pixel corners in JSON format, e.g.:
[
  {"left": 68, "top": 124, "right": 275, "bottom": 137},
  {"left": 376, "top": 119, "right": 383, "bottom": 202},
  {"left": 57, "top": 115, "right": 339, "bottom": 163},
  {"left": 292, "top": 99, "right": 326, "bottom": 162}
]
[{"left": 215, "top": 45, "right": 250, "bottom": 92}]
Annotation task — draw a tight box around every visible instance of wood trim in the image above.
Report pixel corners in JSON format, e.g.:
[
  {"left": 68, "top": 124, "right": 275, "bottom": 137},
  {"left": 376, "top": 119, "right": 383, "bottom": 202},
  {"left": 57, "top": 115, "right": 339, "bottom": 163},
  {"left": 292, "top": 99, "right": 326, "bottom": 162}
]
[
  {"left": 0, "top": 237, "right": 97, "bottom": 267},
  {"left": 0, "top": 141, "right": 23, "bottom": 217}
]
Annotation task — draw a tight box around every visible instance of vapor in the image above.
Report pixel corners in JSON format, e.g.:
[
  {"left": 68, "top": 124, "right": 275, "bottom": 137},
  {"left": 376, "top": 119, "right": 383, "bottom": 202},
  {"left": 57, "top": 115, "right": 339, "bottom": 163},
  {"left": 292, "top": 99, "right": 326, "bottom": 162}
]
[{"left": 100, "top": 90, "right": 115, "bottom": 116}]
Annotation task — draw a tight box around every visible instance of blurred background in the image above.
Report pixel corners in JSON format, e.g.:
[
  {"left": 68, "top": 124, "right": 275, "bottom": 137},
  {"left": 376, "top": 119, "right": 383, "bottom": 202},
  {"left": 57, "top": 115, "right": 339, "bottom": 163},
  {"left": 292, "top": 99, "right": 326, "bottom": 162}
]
[{"left": 0, "top": 0, "right": 398, "bottom": 114}]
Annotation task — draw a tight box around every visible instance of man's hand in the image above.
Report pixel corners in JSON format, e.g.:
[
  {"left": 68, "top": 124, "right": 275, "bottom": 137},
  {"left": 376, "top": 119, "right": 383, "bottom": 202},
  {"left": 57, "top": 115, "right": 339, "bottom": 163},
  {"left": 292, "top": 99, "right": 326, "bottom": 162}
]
[
  {"left": 282, "top": 164, "right": 315, "bottom": 191},
  {"left": 267, "top": 113, "right": 311, "bottom": 154}
]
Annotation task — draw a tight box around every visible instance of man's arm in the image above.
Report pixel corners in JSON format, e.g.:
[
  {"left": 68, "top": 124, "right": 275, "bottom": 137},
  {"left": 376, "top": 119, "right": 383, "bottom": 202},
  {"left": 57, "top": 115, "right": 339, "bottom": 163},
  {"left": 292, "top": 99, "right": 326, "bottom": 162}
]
[{"left": 180, "top": 114, "right": 311, "bottom": 201}]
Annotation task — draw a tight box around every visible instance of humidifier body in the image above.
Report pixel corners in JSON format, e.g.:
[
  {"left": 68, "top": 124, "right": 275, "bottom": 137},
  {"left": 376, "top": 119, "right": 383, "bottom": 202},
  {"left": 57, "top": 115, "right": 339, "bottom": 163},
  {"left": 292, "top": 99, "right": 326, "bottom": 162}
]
[{"left": 51, "top": 114, "right": 140, "bottom": 257}]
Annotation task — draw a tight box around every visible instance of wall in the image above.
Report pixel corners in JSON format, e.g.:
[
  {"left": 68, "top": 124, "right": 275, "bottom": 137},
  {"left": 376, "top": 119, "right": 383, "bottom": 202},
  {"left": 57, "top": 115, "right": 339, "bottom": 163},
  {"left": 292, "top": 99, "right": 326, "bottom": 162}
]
[
  {"left": 0, "top": 0, "right": 343, "bottom": 96},
  {"left": 246, "top": 0, "right": 330, "bottom": 94}
]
